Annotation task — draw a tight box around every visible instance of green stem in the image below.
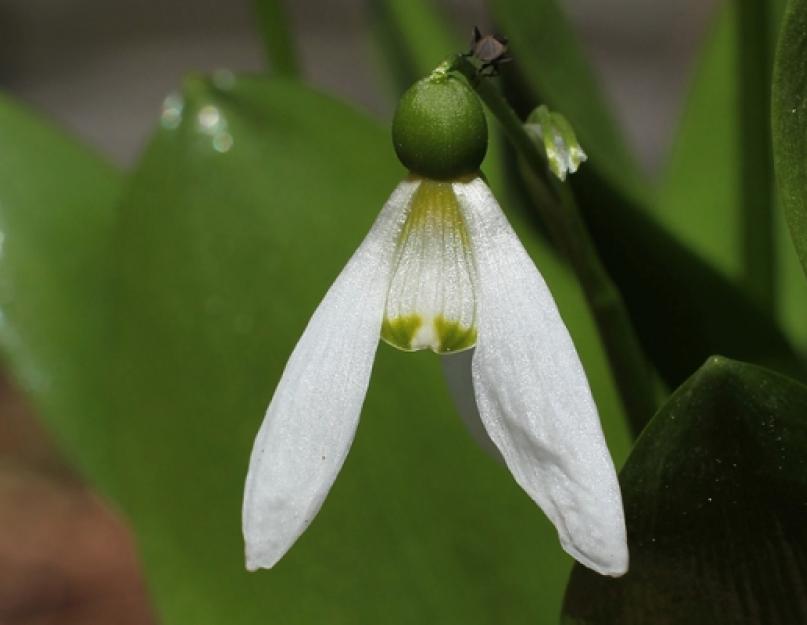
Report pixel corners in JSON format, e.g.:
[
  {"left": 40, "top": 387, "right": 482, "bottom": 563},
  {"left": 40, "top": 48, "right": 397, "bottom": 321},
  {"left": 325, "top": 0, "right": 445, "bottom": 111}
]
[
  {"left": 254, "top": 0, "right": 300, "bottom": 77},
  {"left": 449, "top": 55, "right": 657, "bottom": 436}
]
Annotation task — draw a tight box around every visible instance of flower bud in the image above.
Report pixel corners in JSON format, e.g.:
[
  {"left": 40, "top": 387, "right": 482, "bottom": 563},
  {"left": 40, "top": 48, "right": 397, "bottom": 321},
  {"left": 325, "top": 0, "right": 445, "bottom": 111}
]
[
  {"left": 525, "top": 105, "right": 587, "bottom": 181},
  {"left": 392, "top": 73, "right": 488, "bottom": 180}
]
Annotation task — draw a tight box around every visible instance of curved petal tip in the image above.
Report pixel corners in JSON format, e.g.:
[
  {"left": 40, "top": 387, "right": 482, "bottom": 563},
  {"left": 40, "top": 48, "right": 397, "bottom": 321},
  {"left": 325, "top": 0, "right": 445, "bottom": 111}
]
[
  {"left": 562, "top": 531, "right": 629, "bottom": 578},
  {"left": 245, "top": 540, "right": 285, "bottom": 572}
]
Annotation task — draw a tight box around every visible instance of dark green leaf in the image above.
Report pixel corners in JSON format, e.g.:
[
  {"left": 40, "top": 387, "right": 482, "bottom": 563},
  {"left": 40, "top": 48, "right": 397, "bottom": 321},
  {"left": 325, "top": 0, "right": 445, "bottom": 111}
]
[
  {"left": 576, "top": 176, "right": 806, "bottom": 386},
  {"left": 0, "top": 93, "right": 121, "bottom": 484},
  {"left": 563, "top": 356, "right": 807, "bottom": 624},
  {"left": 774, "top": 0, "right": 807, "bottom": 282},
  {"left": 104, "top": 75, "right": 631, "bottom": 624}
]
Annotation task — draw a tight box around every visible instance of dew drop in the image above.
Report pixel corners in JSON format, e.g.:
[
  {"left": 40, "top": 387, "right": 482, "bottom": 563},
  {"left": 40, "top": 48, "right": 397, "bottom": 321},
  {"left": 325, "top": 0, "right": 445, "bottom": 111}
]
[
  {"left": 213, "top": 131, "right": 234, "bottom": 154},
  {"left": 161, "top": 92, "right": 184, "bottom": 129},
  {"left": 198, "top": 105, "right": 222, "bottom": 132}
]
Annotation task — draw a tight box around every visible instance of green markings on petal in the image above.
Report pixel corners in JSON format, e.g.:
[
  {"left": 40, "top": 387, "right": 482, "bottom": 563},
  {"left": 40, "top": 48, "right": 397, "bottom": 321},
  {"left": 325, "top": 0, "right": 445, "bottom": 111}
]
[
  {"left": 435, "top": 316, "right": 477, "bottom": 353},
  {"left": 382, "top": 178, "right": 478, "bottom": 355},
  {"left": 382, "top": 314, "right": 476, "bottom": 354},
  {"left": 381, "top": 314, "right": 422, "bottom": 351}
]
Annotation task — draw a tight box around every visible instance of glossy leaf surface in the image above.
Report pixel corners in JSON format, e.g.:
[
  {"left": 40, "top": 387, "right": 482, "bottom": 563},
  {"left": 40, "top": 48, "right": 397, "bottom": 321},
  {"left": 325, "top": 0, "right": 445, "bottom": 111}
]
[
  {"left": 774, "top": 0, "right": 807, "bottom": 282},
  {"left": 563, "top": 357, "right": 807, "bottom": 624},
  {"left": 106, "top": 74, "right": 631, "bottom": 625}
]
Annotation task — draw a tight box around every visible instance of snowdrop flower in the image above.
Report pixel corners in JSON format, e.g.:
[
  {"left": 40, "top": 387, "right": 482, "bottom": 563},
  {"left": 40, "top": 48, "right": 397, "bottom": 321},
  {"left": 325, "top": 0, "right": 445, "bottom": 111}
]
[{"left": 243, "top": 70, "right": 628, "bottom": 577}]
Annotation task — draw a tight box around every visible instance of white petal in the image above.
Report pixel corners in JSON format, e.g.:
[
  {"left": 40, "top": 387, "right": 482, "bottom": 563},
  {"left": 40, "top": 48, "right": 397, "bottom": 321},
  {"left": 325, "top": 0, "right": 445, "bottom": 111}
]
[
  {"left": 454, "top": 177, "right": 628, "bottom": 577},
  {"left": 382, "top": 180, "right": 477, "bottom": 354},
  {"left": 242, "top": 179, "right": 418, "bottom": 571}
]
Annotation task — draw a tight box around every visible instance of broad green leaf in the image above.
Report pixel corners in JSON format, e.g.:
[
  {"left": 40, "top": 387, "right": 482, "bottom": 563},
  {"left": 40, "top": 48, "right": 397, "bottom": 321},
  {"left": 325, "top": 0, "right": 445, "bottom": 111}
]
[
  {"left": 655, "top": 0, "right": 807, "bottom": 352},
  {"left": 490, "top": 0, "right": 646, "bottom": 203},
  {"left": 104, "top": 75, "right": 631, "bottom": 625},
  {"left": 657, "top": 0, "right": 784, "bottom": 286},
  {"left": 563, "top": 356, "right": 807, "bottom": 623},
  {"left": 0, "top": 93, "right": 121, "bottom": 484},
  {"left": 773, "top": 0, "right": 807, "bottom": 282},
  {"left": 655, "top": 8, "right": 740, "bottom": 280}
]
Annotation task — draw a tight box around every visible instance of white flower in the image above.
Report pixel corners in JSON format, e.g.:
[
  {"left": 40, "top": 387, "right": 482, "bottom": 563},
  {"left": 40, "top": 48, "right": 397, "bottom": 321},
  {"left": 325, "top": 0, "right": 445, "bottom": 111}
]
[{"left": 242, "top": 175, "right": 628, "bottom": 577}]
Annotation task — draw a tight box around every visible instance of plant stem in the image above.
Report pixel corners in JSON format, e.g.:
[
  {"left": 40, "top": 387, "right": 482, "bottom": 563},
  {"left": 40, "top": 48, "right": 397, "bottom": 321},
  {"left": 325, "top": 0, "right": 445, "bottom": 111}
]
[
  {"left": 449, "top": 55, "right": 658, "bottom": 436},
  {"left": 253, "top": 0, "right": 300, "bottom": 77}
]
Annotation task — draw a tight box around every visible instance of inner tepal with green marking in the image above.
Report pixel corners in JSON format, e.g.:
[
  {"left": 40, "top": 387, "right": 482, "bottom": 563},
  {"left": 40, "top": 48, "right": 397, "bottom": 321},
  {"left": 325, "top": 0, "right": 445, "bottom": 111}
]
[{"left": 381, "top": 179, "right": 478, "bottom": 354}]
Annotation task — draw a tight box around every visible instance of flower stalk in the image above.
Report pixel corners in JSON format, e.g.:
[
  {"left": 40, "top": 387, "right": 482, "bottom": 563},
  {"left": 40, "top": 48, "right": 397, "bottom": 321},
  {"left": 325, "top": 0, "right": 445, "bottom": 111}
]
[{"left": 448, "top": 54, "right": 658, "bottom": 436}]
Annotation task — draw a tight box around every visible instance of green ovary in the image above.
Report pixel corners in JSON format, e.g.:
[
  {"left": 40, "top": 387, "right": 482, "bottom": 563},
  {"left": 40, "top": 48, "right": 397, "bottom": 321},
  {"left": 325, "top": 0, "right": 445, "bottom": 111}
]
[{"left": 381, "top": 314, "right": 476, "bottom": 354}]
